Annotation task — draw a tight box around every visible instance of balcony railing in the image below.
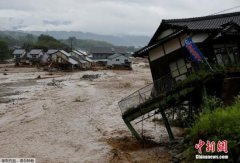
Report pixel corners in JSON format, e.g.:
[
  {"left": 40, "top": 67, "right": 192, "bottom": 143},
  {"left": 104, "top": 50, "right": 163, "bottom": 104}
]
[
  {"left": 118, "top": 73, "right": 178, "bottom": 115},
  {"left": 117, "top": 62, "right": 208, "bottom": 115}
]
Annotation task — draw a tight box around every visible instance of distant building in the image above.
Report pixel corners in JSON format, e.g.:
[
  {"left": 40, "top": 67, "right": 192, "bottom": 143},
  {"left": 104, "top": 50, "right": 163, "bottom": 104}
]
[
  {"left": 12, "top": 49, "right": 28, "bottom": 65},
  {"left": 76, "top": 50, "right": 94, "bottom": 64},
  {"left": 27, "top": 49, "right": 44, "bottom": 63},
  {"left": 12, "top": 49, "right": 26, "bottom": 59},
  {"left": 46, "top": 49, "right": 58, "bottom": 57},
  {"left": 51, "top": 50, "right": 79, "bottom": 69},
  {"left": 70, "top": 50, "right": 89, "bottom": 69},
  {"left": 90, "top": 47, "right": 134, "bottom": 60},
  {"left": 41, "top": 49, "right": 58, "bottom": 64},
  {"left": 107, "top": 53, "right": 132, "bottom": 68},
  {"left": 89, "top": 47, "right": 134, "bottom": 66}
]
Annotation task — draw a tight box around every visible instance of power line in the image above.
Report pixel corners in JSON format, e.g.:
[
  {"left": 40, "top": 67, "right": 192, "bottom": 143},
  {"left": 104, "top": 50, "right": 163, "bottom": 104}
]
[{"left": 212, "top": 5, "right": 240, "bottom": 15}]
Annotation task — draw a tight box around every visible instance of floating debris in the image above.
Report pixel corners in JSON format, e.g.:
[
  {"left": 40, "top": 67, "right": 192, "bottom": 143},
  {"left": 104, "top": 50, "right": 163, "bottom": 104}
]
[{"left": 81, "top": 74, "right": 101, "bottom": 80}]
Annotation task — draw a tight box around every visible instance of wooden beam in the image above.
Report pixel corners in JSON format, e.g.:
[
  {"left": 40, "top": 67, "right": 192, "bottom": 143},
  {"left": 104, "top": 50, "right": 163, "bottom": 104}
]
[
  {"left": 160, "top": 109, "right": 174, "bottom": 140},
  {"left": 162, "top": 45, "right": 166, "bottom": 56},
  {"left": 123, "top": 119, "right": 142, "bottom": 141}
]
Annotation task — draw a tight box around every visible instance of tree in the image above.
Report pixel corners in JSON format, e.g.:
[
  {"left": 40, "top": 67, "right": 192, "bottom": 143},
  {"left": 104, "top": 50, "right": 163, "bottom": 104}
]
[
  {"left": 0, "top": 41, "right": 10, "bottom": 61},
  {"left": 35, "top": 34, "right": 70, "bottom": 52}
]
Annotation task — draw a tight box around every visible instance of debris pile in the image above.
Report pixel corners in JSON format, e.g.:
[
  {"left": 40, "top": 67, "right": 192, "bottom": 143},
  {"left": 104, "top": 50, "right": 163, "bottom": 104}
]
[
  {"left": 47, "top": 79, "right": 62, "bottom": 88},
  {"left": 81, "top": 74, "right": 101, "bottom": 81}
]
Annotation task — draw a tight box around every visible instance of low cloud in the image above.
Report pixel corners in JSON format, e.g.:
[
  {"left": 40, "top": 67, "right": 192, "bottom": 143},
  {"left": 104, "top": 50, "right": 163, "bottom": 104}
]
[
  {"left": 0, "top": 0, "right": 239, "bottom": 35},
  {"left": 43, "top": 20, "right": 72, "bottom": 26}
]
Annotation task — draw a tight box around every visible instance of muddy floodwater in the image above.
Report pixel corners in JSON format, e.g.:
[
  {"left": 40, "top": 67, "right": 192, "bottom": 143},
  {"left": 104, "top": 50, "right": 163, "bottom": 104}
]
[{"left": 0, "top": 62, "right": 184, "bottom": 163}]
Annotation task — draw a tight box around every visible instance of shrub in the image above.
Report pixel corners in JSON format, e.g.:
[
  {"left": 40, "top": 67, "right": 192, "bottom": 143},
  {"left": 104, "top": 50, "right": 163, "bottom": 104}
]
[{"left": 184, "top": 98, "right": 240, "bottom": 162}]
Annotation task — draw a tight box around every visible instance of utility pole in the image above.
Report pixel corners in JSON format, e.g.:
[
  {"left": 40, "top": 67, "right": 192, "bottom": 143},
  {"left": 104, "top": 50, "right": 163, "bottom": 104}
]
[{"left": 70, "top": 37, "right": 73, "bottom": 52}]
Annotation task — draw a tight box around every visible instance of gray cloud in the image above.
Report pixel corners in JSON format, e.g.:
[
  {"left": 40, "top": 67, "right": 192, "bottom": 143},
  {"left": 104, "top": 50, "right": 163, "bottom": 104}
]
[
  {"left": 0, "top": 0, "right": 239, "bottom": 35},
  {"left": 43, "top": 20, "right": 72, "bottom": 26}
]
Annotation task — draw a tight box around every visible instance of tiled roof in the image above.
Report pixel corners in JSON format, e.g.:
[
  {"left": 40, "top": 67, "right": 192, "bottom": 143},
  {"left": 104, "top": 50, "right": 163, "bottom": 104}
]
[
  {"left": 72, "top": 50, "right": 83, "bottom": 56},
  {"left": 89, "top": 47, "right": 134, "bottom": 54},
  {"left": 46, "top": 49, "right": 58, "bottom": 54},
  {"left": 13, "top": 49, "right": 26, "bottom": 55},
  {"left": 60, "top": 50, "right": 71, "bottom": 57},
  {"left": 108, "top": 53, "right": 123, "bottom": 59},
  {"left": 136, "top": 12, "right": 240, "bottom": 57},
  {"left": 162, "top": 12, "right": 240, "bottom": 30},
  {"left": 29, "top": 49, "right": 43, "bottom": 55}
]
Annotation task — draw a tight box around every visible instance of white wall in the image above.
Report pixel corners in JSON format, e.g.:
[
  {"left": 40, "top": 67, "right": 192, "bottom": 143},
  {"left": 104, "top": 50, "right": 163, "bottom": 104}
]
[
  {"left": 41, "top": 54, "right": 49, "bottom": 63},
  {"left": 149, "top": 46, "right": 164, "bottom": 61},
  {"left": 158, "top": 29, "right": 174, "bottom": 40},
  {"left": 107, "top": 55, "right": 131, "bottom": 66},
  {"left": 164, "top": 38, "right": 182, "bottom": 54},
  {"left": 52, "top": 51, "right": 68, "bottom": 63}
]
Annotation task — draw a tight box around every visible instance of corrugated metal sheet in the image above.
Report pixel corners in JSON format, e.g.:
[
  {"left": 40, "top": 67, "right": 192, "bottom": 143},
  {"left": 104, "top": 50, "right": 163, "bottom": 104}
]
[
  {"left": 68, "top": 58, "right": 79, "bottom": 65},
  {"left": 60, "top": 50, "right": 71, "bottom": 57}
]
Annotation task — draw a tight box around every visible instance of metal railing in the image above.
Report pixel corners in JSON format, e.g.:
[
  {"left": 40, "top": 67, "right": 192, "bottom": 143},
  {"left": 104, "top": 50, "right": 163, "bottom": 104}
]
[
  {"left": 117, "top": 62, "right": 205, "bottom": 115},
  {"left": 118, "top": 74, "right": 177, "bottom": 115}
]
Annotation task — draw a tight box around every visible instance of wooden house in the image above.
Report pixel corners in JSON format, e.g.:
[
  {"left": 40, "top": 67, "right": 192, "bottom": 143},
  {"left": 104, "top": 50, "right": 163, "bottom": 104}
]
[
  {"left": 51, "top": 50, "right": 79, "bottom": 69},
  {"left": 76, "top": 50, "right": 95, "bottom": 66},
  {"left": 134, "top": 12, "right": 240, "bottom": 82},
  {"left": 27, "top": 49, "right": 44, "bottom": 63},
  {"left": 118, "top": 12, "right": 240, "bottom": 141},
  {"left": 107, "top": 53, "right": 132, "bottom": 68},
  {"left": 12, "top": 49, "right": 27, "bottom": 65},
  {"left": 40, "top": 49, "right": 58, "bottom": 64},
  {"left": 12, "top": 49, "right": 26, "bottom": 59},
  {"left": 89, "top": 47, "right": 134, "bottom": 66},
  {"left": 70, "top": 50, "right": 90, "bottom": 69}
]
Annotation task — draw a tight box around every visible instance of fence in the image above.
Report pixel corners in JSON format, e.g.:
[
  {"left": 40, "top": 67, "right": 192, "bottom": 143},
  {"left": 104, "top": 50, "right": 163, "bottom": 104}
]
[
  {"left": 117, "top": 62, "right": 207, "bottom": 115},
  {"left": 118, "top": 73, "right": 178, "bottom": 115}
]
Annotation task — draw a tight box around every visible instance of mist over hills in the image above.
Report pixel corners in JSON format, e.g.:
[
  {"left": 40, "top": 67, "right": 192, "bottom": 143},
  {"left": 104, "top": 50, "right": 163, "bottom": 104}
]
[{"left": 24, "top": 31, "right": 150, "bottom": 47}]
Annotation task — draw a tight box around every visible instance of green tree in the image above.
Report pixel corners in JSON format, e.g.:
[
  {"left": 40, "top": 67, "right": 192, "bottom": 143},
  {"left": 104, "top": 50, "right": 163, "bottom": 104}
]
[
  {"left": 0, "top": 41, "right": 10, "bottom": 61},
  {"left": 35, "top": 34, "right": 70, "bottom": 52}
]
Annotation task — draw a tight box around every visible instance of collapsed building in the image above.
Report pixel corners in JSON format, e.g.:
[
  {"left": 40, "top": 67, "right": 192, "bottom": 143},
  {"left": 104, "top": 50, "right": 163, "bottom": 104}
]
[{"left": 118, "top": 12, "right": 240, "bottom": 141}]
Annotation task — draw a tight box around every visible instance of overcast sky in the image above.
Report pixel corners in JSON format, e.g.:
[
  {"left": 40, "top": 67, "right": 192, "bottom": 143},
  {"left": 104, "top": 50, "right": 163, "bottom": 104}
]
[{"left": 0, "top": 0, "right": 239, "bottom": 36}]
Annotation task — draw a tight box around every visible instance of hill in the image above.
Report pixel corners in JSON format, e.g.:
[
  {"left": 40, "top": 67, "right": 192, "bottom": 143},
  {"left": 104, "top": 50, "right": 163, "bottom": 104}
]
[{"left": 25, "top": 31, "right": 150, "bottom": 47}]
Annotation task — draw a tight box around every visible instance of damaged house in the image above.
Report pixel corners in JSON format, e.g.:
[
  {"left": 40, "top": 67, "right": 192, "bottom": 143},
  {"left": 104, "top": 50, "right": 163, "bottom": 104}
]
[
  {"left": 51, "top": 50, "right": 79, "bottom": 69},
  {"left": 135, "top": 12, "right": 240, "bottom": 81},
  {"left": 118, "top": 12, "right": 240, "bottom": 141},
  {"left": 70, "top": 50, "right": 90, "bottom": 69}
]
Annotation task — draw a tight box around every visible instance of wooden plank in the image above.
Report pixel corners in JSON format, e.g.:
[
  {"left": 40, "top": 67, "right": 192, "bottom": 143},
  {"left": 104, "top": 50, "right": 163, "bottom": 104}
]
[{"left": 160, "top": 109, "right": 174, "bottom": 140}]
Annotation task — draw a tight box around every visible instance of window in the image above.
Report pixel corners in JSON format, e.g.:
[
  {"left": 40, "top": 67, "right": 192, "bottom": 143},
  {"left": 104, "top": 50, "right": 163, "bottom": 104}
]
[
  {"left": 214, "top": 45, "right": 239, "bottom": 66},
  {"left": 169, "top": 58, "right": 187, "bottom": 81}
]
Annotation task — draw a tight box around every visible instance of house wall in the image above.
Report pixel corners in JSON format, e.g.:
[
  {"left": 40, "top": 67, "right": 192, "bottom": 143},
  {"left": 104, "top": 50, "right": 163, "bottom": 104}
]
[
  {"left": 149, "top": 46, "right": 164, "bottom": 61},
  {"left": 41, "top": 54, "right": 49, "bottom": 63},
  {"left": 157, "top": 29, "right": 175, "bottom": 40},
  {"left": 71, "top": 52, "right": 91, "bottom": 68},
  {"left": 14, "top": 54, "right": 22, "bottom": 59},
  {"left": 52, "top": 52, "right": 68, "bottom": 64},
  {"left": 149, "top": 32, "right": 209, "bottom": 63},
  {"left": 149, "top": 48, "right": 188, "bottom": 81},
  {"left": 164, "top": 38, "right": 182, "bottom": 54},
  {"left": 27, "top": 52, "right": 43, "bottom": 59}
]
